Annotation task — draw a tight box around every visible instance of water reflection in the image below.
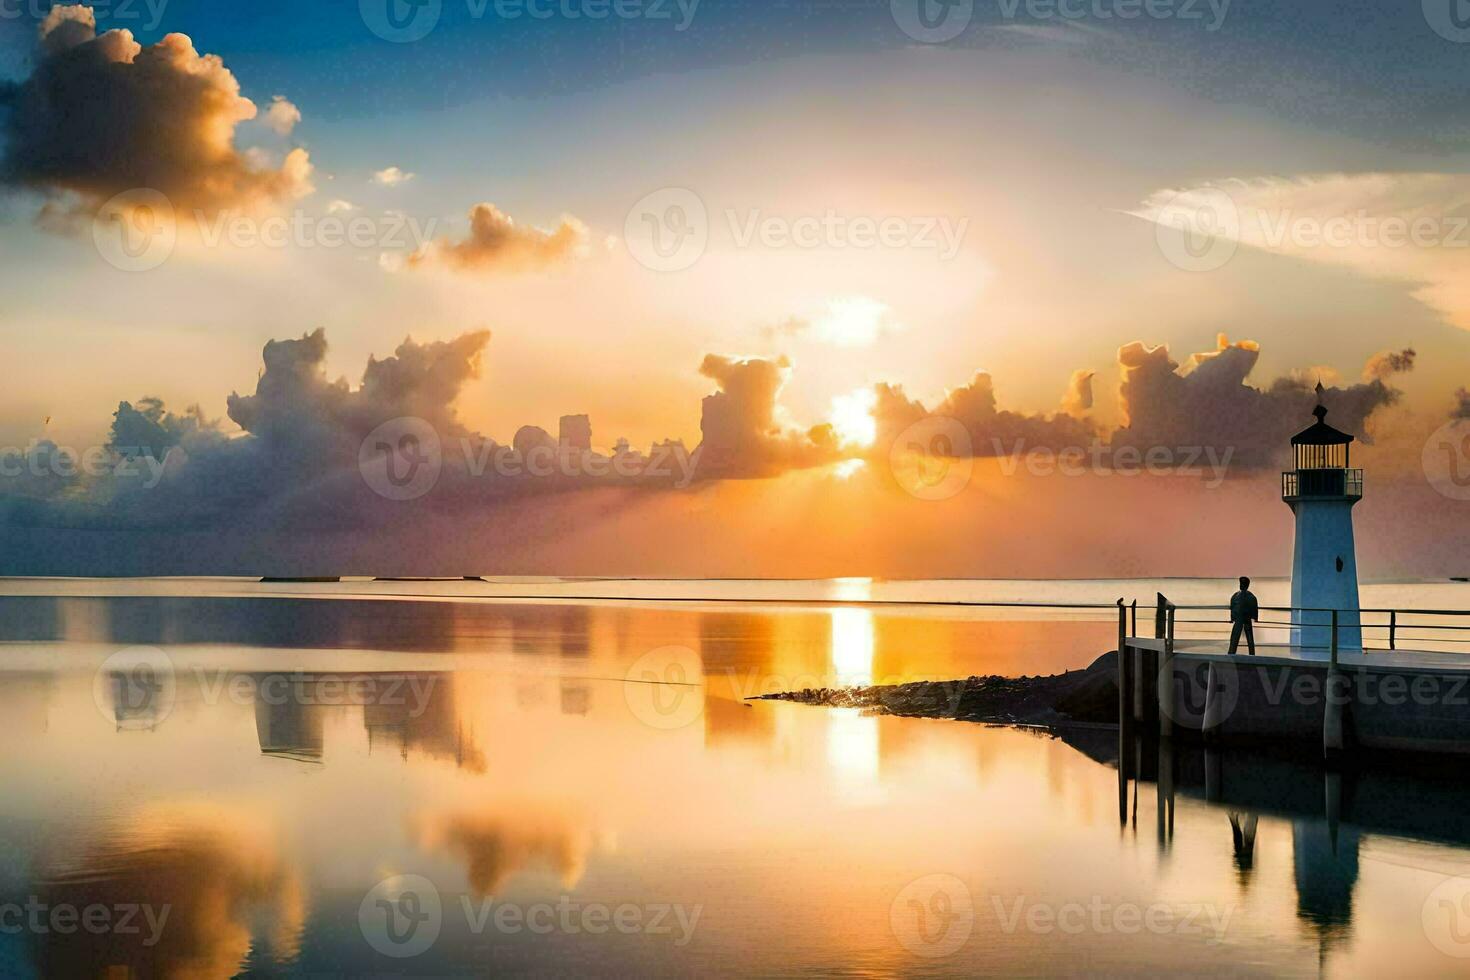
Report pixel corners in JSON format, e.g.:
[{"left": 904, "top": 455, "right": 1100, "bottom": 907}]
[
  {"left": 1106, "top": 728, "right": 1470, "bottom": 973},
  {"left": 3, "top": 595, "right": 1470, "bottom": 975},
  {"left": 24, "top": 805, "right": 304, "bottom": 978}
]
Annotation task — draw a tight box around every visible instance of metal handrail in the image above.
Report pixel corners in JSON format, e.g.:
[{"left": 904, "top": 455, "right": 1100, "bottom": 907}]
[{"left": 1127, "top": 598, "right": 1470, "bottom": 657}]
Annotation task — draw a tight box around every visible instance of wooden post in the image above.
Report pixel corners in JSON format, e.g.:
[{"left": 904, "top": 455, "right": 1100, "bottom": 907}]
[
  {"left": 1324, "top": 609, "right": 1346, "bottom": 758},
  {"left": 1117, "top": 599, "right": 1132, "bottom": 725},
  {"left": 1331, "top": 609, "right": 1339, "bottom": 670},
  {"left": 1159, "top": 604, "right": 1176, "bottom": 737},
  {"left": 1389, "top": 610, "right": 1397, "bottom": 651},
  {"left": 1130, "top": 600, "right": 1138, "bottom": 638},
  {"left": 1154, "top": 593, "right": 1167, "bottom": 639}
]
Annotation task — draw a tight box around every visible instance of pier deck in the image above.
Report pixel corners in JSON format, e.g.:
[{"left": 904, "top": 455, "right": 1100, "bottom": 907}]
[
  {"left": 1127, "top": 637, "right": 1470, "bottom": 672},
  {"left": 1119, "top": 598, "right": 1470, "bottom": 757}
]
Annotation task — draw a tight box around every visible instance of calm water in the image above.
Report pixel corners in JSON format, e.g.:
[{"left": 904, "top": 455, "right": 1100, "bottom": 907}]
[{"left": 0, "top": 578, "right": 1468, "bottom": 977}]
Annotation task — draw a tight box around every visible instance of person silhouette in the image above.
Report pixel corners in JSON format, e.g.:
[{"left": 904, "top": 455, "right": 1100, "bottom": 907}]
[{"left": 1229, "top": 576, "right": 1259, "bottom": 655}]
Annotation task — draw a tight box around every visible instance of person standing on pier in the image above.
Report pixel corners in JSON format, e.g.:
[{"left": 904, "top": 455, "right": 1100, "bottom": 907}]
[{"left": 1230, "top": 577, "right": 1259, "bottom": 655}]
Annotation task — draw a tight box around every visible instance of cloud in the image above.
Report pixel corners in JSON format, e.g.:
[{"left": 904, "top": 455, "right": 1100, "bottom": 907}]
[
  {"left": 373, "top": 166, "right": 414, "bottom": 186},
  {"left": 1363, "top": 347, "right": 1417, "bottom": 381},
  {"left": 0, "top": 6, "right": 313, "bottom": 218},
  {"left": 406, "top": 202, "right": 589, "bottom": 274},
  {"left": 225, "top": 328, "right": 489, "bottom": 460},
  {"left": 872, "top": 370, "right": 1097, "bottom": 457},
  {"left": 1453, "top": 388, "right": 1470, "bottom": 420},
  {"left": 1135, "top": 174, "right": 1470, "bottom": 329},
  {"left": 693, "top": 354, "right": 840, "bottom": 478},
  {"left": 1112, "top": 334, "right": 1414, "bottom": 468},
  {"left": 1061, "top": 369, "right": 1095, "bottom": 418},
  {"left": 264, "top": 95, "right": 301, "bottom": 136},
  {"left": 326, "top": 199, "right": 356, "bottom": 213},
  {"left": 108, "top": 397, "right": 219, "bottom": 459}
]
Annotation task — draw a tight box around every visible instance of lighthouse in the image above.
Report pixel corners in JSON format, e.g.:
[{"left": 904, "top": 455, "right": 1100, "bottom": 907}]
[{"left": 1282, "top": 383, "right": 1363, "bottom": 651}]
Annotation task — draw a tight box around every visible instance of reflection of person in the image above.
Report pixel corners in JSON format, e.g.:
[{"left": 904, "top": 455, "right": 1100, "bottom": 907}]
[{"left": 1229, "top": 577, "right": 1258, "bottom": 656}]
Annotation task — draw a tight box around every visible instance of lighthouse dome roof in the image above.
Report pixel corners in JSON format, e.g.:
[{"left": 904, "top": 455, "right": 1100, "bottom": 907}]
[{"left": 1291, "top": 384, "right": 1354, "bottom": 446}]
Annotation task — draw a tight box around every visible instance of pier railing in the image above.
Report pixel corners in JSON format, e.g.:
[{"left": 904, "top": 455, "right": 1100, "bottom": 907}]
[{"left": 1121, "top": 596, "right": 1470, "bottom": 662}]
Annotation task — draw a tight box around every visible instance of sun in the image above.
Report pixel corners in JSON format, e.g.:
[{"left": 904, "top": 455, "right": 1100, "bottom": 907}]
[{"left": 829, "top": 387, "right": 877, "bottom": 448}]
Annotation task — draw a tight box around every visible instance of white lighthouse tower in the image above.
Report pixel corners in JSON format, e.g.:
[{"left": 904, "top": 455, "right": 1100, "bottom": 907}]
[{"left": 1282, "top": 384, "right": 1363, "bottom": 651}]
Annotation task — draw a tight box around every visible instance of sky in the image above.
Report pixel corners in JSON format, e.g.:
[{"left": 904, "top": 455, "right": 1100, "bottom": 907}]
[{"left": 1, "top": 0, "right": 1469, "bottom": 577}]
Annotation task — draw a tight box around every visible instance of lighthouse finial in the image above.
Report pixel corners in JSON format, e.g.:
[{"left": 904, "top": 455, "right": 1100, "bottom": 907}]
[{"left": 1313, "top": 381, "right": 1328, "bottom": 422}]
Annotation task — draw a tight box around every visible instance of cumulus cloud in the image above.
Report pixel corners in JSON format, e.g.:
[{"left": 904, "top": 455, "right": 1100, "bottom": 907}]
[
  {"left": 264, "top": 95, "right": 301, "bottom": 136},
  {"left": 872, "top": 370, "right": 1097, "bottom": 458},
  {"left": 693, "top": 354, "right": 840, "bottom": 477},
  {"left": 1112, "top": 334, "right": 1414, "bottom": 468},
  {"left": 1135, "top": 174, "right": 1470, "bottom": 329},
  {"left": 1363, "top": 347, "right": 1417, "bottom": 381},
  {"left": 1453, "top": 388, "right": 1470, "bottom": 420},
  {"left": 407, "top": 202, "right": 589, "bottom": 274},
  {"left": 1060, "top": 369, "right": 1095, "bottom": 418},
  {"left": 326, "top": 199, "right": 356, "bottom": 213},
  {"left": 373, "top": 166, "right": 414, "bottom": 186},
  {"left": 225, "top": 328, "right": 489, "bottom": 461},
  {"left": 108, "top": 397, "right": 219, "bottom": 459},
  {"left": 0, "top": 6, "right": 313, "bottom": 218}
]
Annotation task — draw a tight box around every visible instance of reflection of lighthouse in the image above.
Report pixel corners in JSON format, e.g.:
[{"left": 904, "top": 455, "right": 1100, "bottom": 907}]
[{"left": 1283, "top": 385, "right": 1363, "bottom": 650}]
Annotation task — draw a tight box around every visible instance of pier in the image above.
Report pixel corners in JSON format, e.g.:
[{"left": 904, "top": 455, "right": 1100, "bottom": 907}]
[{"left": 1120, "top": 596, "right": 1470, "bottom": 758}]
